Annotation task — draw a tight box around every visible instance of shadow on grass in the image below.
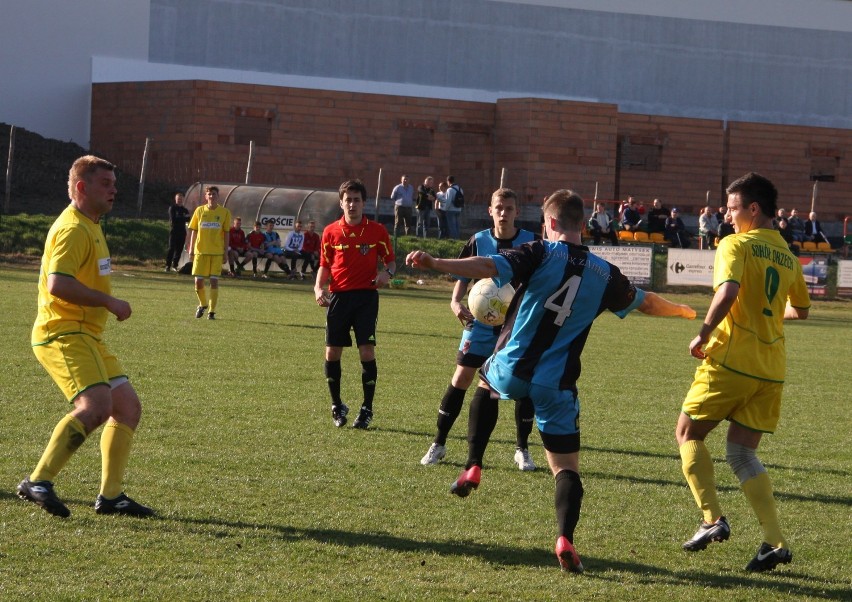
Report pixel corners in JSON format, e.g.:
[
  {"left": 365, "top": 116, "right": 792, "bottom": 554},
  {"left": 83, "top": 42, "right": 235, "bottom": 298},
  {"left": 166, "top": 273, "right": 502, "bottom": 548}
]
[{"left": 118, "top": 513, "right": 851, "bottom": 600}]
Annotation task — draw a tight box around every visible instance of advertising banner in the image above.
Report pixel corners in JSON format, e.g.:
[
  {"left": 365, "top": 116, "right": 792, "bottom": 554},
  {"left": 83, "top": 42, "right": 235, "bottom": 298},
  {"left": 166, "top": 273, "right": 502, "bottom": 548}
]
[
  {"left": 800, "top": 255, "right": 829, "bottom": 299},
  {"left": 666, "top": 249, "right": 715, "bottom": 286},
  {"left": 589, "top": 245, "right": 654, "bottom": 287},
  {"left": 260, "top": 215, "right": 296, "bottom": 228},
  {"left": 837, "top": 260, "right": 852, "bottom": 299}
]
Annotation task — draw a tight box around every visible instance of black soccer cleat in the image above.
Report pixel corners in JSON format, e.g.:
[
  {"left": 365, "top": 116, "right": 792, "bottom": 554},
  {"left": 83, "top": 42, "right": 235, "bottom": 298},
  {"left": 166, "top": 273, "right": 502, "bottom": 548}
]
[
  {"left": 682, "top": 516, "right": 730, "bottom": 551},
  {"left": 95, "top": 493, "right": 155, "bottom": 517},
  {"left": 17, "top": 477, "right": 71, "bottom": 518},
  {"left": 745, "top": 542, "right": 792, "bottom": 572},
  {"left": 207, "top": 312, "right": 216, "bottom": 320},
  {"left": 352, "top": 406, "right": 373, "bottom": 429},
  {"left": 195, "top": 305, "right": 207, "bottom": 319},
  {"left": 331, "top": 403, "right": 349, "bottom": 428}
]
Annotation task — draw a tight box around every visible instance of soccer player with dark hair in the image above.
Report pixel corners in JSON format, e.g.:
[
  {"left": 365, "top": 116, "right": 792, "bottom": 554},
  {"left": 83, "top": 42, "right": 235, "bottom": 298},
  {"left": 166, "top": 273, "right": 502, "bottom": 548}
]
[
  {"left": 406, "top": 189, "right": 695, "bottom": 572},
  {"left": 421, "top": 188, "right": 540, "bottom": 470},
  {"left": 188, "top": 186, "right": 231, "bottom": 319},
  {"left": 676, "top": 172, "right": 809, "bottom": 572},
  {"left": 17, "top": 155, "right": 153, "bottom": 518},
  {"left": 314, "top": 179, "right": 396, "bottom": 429}
]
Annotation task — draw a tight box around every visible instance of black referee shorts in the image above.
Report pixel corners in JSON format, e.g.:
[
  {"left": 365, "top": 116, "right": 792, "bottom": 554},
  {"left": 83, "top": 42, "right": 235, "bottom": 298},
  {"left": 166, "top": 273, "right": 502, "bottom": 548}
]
[{"left": 325, "top": 289, "right": 379, "bottom": 348}]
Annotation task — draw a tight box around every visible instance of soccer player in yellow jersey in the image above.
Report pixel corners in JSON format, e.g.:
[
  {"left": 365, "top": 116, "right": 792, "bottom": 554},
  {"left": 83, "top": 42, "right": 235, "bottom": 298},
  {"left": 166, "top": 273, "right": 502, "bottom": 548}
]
[
  {"left": 188, "top": 186, "right": 231, "bottom": 319},
  {"left": 17, "top": 156, "right": 153, "bottom": 518},
  {"left": 676, "top": 172, "right": 810, "bottom": 572}
]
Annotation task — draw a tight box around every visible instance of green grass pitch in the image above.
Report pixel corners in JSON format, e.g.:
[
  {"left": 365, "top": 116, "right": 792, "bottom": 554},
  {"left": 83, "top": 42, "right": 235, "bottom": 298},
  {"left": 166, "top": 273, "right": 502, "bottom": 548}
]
[{"left": 0, "top": 265, "right": 849, "bottom": 601}]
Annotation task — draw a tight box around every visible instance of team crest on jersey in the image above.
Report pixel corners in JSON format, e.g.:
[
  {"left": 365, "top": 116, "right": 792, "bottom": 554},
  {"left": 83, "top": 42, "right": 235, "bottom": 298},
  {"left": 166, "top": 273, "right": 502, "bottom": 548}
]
[{"left": 359, "top": 244, "right": 370, "bottom": 255}]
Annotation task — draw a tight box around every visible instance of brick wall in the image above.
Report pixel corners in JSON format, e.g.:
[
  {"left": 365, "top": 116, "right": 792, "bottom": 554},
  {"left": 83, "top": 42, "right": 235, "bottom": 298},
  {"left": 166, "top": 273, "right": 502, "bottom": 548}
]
[{"left": 91, "top": 80, "right": 851, "bottom": 221}]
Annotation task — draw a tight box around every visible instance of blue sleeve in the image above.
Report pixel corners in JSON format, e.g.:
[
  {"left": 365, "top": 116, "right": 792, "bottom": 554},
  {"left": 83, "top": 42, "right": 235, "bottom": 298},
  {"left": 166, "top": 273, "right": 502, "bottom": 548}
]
[
  {"left": 613, "top": 287, "right": 645, "bottom": 319},
  {"left": 490, "top": 253, "right": 514, "bottom": 287}
]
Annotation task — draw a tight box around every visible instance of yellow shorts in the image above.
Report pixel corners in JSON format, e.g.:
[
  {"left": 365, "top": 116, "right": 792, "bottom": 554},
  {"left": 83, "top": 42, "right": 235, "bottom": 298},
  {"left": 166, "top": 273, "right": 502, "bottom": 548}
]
[
  {"left": 192, "top": 254, "right": 224, "bottom": 278},
  {"left": 682, "top": 360, "right": 783, "bottom": 433},
  {"left": 33, "top": 334, "right": 125, "bottom": 402}
]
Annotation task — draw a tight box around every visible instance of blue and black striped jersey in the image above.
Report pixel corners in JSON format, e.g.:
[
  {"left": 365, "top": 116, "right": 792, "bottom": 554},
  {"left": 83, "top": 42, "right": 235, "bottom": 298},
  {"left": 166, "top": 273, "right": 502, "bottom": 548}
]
[{"left": 490, "top": 240, "right": 644, "bottom": 390}]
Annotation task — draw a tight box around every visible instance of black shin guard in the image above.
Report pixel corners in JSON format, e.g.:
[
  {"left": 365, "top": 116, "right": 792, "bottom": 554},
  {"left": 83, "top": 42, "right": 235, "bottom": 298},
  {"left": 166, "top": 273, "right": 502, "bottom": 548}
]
[
  {"left": 555, "top": 469, "right": 584, "bottom": 542},
  {"left": 465, "top": 386, "right": 499, "bottom": 469},
  {"left": 325, "top": 360, "right": 342, "bottom": 405},
  {"left": 360, "top": 360, "right": 377, "bottom": 410},
  {"left": 435, "top": 385, "right": 466, "bottom": 445},
  {"left": 514, "top": 396, "right": 535, "bottom": 449}
]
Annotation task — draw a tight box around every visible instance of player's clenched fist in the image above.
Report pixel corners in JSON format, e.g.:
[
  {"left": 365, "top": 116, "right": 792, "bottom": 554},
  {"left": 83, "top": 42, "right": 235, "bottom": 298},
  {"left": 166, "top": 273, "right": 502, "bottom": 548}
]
[{"left": 405, "top": 250, "right": 435, "bottom": 269}]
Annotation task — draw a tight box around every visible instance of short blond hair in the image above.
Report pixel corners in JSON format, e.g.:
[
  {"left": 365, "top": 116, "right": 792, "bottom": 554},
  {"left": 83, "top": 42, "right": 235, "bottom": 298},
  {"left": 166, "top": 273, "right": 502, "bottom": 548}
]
[{"left": 68, "top": 155, "right": 115, "bottom": 200}]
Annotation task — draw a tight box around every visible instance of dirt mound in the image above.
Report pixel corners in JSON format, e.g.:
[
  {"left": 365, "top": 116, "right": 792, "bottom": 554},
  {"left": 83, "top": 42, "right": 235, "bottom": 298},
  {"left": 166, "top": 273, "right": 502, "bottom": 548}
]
[{"left": 0, "top": 123, "right": 174, "bottom": 219}]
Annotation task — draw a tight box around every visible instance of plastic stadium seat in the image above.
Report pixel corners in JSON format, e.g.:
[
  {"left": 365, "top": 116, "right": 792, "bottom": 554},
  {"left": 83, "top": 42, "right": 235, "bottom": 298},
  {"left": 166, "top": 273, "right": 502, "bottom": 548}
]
[
  {"left": 649, "top": 232, "right": 667, "bottom": 244},
  {"left": 817, "top": 241, "right": 832, "bottom": 252},
  {"left": 714, "top": 237, "right": 721, "bottom": 247},
  {"left": 618, "top": 230, "right": 634, "bottom": 241},
  {"left": 633, "top": 232, "right": 649, "bottom": 242},
  {"left": 802, "top": 241, "right": 818, "bottom": 251}
]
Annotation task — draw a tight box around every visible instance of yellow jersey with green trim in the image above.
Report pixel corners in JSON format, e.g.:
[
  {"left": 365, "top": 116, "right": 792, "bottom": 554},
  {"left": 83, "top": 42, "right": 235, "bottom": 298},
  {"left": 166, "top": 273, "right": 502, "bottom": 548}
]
[
  {"left": 704, "top": 228, "right": 810, "bottom": 382},
  {"left": 32, "top": 205, "right": 112, "bottom": 344},
  {"left": 189, "top": 204, "right": 231, "bottom": 255}
]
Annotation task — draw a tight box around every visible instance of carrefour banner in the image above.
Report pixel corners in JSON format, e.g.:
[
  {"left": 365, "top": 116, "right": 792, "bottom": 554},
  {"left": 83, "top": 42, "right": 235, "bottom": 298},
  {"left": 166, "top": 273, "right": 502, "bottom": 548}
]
[
  {"left": 837, "top": 260, "right": 852, "bottom": 299},
  {"left": 667, "top": 249, "right": 714, "bottom": 286},
  {"left": 589, "top": 245, "right": 653, "bottom": 287}
]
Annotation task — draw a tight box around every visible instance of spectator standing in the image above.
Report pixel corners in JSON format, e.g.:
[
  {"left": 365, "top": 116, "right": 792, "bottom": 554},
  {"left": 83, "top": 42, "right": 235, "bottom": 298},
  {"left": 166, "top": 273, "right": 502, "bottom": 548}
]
[
  {"left": 284, "top": 220, "right": 309, "bottom": 279},
  {"left": 435, "top": 182, "right": 449, "bottom": 239},
  {"left": 390, "top": 174, "right": 415, "bottom": 236},
  {"left": 648, "top": 198, "right": 668, "bottom": 234},
  {"left": 165, "top": 192, "right": 190, "bottom": 272},
  {"left": 677, "top": 172, "right": 809, "bottom": 572},
  {"left": 698, "top": 206, "right": 719, "bottom": 249},
  {"left": 406, "top": 189, "right": 695, "bottom": 572},
  {"left": 587, "top": 202, "right": 619, "bottom": 245},
  {"left": 420, "top": 188, "right": 540, "bottom": 470},
  {"left": 314, "top": 180, "right": 396, "bottom": 430},
  {"left": 17, "top": 155, "right": 154, "bottom": 518},
  {"left": 301, "top": 220, "right": 321, "bottom": 276},
  {"left": 415, "top": 176, "right": 436, "bottom": 238},
  {"left": 227, "top": 217, "right": 255, "bottom": 276},
  {"left": 188, "top": 186, "right": 231, "bottom": 320},
  {"left": 665, "top": 208, "right": 691, "bottom": 248},
  {"left": 445, "top": 175, "right": 463, "bottom": 239}
]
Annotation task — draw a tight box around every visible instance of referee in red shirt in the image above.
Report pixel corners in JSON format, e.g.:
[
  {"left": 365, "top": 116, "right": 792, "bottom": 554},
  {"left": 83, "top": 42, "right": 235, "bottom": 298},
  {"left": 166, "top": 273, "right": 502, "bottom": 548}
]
[{"left": 314, "top": 179, "right": 396, "bottom": 429}]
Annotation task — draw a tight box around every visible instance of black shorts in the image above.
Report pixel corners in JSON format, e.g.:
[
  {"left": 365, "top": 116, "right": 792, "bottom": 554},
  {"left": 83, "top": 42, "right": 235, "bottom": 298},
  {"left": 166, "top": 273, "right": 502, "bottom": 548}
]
[{"left": 326, "top": 289, "right": 379, "bottom": 348}]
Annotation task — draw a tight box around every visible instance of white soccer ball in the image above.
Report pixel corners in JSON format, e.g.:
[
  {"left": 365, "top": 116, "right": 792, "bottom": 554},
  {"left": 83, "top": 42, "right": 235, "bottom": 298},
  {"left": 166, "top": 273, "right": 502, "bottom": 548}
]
[{"left": 467, "top": 279, "right": 515, "bottom": 326}]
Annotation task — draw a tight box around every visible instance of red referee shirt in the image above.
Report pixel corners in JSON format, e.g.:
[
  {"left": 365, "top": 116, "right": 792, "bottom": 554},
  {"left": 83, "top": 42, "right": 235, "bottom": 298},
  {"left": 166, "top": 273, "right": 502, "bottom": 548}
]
[{"left": 320, "top": 217, "right": 394, "bottom": 292}]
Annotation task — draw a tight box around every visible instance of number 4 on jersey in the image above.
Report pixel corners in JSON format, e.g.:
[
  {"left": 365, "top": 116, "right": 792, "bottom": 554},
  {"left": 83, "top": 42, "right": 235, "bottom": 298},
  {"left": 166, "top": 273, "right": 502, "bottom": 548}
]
[{"left": 544, "top": 275, "right": 582, "bottom": 326}]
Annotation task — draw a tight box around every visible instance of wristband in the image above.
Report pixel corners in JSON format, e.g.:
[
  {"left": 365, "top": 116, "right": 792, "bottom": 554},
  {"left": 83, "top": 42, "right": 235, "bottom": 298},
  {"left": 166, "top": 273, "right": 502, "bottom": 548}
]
[{"left": 385, "top": 269, "right": 395, "bottom": 278}]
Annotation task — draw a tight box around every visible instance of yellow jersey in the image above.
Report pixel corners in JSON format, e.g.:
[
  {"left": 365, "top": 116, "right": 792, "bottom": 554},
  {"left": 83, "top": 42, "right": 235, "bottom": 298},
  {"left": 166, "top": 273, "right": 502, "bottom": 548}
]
[
  {"left": 189, "top": 204, "right": 231, "bottom": 255},
  {"left": 704, "top": 228, "right": 810, "bottom": 382},
  {"left": 32, "top": 205, "right": 112, "bottom": 344}
]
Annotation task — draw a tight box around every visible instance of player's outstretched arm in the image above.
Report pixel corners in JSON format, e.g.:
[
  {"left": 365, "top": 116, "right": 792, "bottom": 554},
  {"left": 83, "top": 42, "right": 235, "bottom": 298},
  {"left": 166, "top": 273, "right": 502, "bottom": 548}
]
[
  {"left": 406, "top": 251, "right": 497, "bottom": 280},
  {"left": 637, "top": 291, "right": 696, "bottom": 320}
]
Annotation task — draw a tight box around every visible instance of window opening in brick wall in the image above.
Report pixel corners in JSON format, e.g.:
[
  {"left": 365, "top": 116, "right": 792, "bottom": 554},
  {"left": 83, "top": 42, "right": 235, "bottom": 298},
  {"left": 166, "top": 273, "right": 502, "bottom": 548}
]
[
  {"left": 399, "top": 124, "right": 433, "bottom": 157},
  {"left": 234, "top": 107, "right": 274, "bottom": 146},
  {"left": 620, "top": 141, "right": 661, "bottom": 171},
  {"left": 810, "top": 156, "right": 838, "bottom": 182}
]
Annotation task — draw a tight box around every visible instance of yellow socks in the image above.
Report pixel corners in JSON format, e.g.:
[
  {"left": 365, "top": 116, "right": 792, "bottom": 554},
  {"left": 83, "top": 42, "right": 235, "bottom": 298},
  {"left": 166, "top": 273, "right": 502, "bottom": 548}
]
[
  {"left": 209, "top": 286, "right": 219, "bottom": 313},
  {"left": 31, "top": 414, "right": 87, "bottom": 482},
  {"left": 680, "top": 440, "right": 723, "bottom": 523},
  {"left": 100, "top": 421, "right": 135, "bottom": 499},
  {"left": 196, "top": 285, "right": 208, "bottom": 308},
  {"left": 742, "top": 472, "right": 786, "bottom": 548}
]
